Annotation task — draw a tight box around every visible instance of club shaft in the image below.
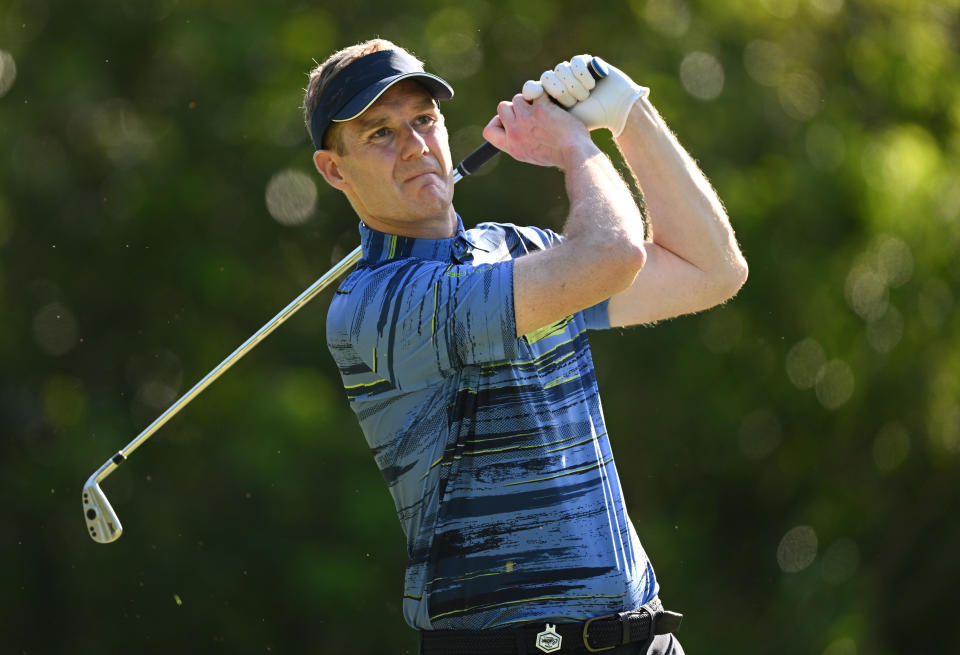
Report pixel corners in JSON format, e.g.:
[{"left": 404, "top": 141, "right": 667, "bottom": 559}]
[
  {"left": 108, "top": 245, "right": 363, "bottom": 467},
  {"left": 89, "top": 56, "right": 611, "bottom": 484},
  {"left": 93, "top": 163, "right": 475, "bottom": 482}
]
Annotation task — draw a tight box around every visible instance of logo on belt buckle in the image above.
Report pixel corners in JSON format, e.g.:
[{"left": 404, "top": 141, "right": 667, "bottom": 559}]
[{"left": 536, "top": 623, "right": 562, "bottom": 653}]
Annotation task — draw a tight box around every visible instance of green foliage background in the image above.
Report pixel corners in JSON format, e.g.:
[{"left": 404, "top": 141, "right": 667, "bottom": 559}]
[{"left": 2, "top": 0, "right": 958, "bottom": 653}]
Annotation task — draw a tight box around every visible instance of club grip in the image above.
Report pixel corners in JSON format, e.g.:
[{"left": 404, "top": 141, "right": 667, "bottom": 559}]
[
  {"left": 452, "top": 57, "right": 610, "bottom": 181},
  {"left": 587, "top": 56, "right": 610, "bottom": 81},
  {"left": 455, "top": 142, "right": 500, "bottom": 179}
]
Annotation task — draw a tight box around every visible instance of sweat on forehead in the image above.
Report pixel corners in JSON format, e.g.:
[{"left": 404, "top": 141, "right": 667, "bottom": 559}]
[{"left": 310, "top": 49, "right": 453, "bottom": 151}]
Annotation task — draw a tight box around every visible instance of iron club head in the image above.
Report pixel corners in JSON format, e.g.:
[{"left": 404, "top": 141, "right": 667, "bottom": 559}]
[{"left": 82, "top": 479, "right": 123, "bottom": 544}]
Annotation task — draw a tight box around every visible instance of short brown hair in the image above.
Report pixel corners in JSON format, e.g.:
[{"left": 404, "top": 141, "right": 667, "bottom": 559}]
[{"left": 302, "top": 38, "right": 423, "bottom": 154}]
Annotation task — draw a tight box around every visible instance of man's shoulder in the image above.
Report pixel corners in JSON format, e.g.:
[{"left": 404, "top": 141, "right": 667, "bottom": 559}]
[
  {"left": 326, "top": 260, "right": 435, "bottom": 340},
  {"left": 333, "top": 258, "right": 442, "bottom": 299},
  {"left": 468, "top": 221, "right": 561, "bottom": 253}
]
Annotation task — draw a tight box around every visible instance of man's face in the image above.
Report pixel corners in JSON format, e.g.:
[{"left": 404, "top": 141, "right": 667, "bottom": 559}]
[{"left": 319, "top": 79, "right": 455, "bottom": 236}]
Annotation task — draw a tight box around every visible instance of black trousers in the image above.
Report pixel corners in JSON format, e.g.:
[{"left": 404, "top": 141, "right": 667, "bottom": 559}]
[
  {"left": 417, "top": 632, "right": 684, "bottom": 655},
  {"left": 611, "top": 633, "right": 685, "bottom": 655},
  {"left": 418, "top": 596, "right": 684, "bottom": 655}
]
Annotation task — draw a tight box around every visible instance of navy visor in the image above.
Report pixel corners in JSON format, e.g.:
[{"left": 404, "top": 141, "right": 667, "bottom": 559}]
[{"left": 310, "top": 49, "right": 454, "bottom": 150}]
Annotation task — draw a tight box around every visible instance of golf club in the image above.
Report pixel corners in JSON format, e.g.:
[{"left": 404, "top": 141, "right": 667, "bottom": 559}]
[{"left": 83, "top": 56, "right": 610, "bottom": 544}]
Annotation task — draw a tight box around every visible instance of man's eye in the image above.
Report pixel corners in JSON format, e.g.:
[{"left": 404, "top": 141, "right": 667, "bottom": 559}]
[
  {"left": 416, "top": 115, "right": 436, "bottom": 127},
  {"left": 371, "top": 128, "right": 390, "bottom": 139}
]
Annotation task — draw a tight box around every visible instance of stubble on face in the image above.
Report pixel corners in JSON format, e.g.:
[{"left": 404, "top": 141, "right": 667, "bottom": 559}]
[{"left": 335, "top": 81, "right": 457, "bottom": 238}]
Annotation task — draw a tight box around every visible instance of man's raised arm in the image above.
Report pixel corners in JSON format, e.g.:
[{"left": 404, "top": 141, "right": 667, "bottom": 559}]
[
  {"left": 608, "top": 91, "right": 748, "bottom": 327},
  {"left": 482, "top": 93, "right": 647, "bottom": 338},
  {"left": 531, "top": 55, "right": 748, "bottom": 327}
]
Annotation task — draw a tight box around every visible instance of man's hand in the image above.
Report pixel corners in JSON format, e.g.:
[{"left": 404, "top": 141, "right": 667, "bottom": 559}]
[
  {"left": 523, "top": 55, "right": 650, "bottom": 136},
  {"left": 482, "top": 93, "right": 598, "bottom": 170}
]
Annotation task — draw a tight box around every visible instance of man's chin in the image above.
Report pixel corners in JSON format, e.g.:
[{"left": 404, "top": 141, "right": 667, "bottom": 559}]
[
  {"left": 412, "top": 184, "right": 453, "bottom": 210},
  {"left": 410, "top": 174, "right": 451, "bottom": 194}
]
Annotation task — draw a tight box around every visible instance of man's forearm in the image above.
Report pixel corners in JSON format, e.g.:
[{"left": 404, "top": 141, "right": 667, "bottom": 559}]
[
  {"left": 562, "top": 145, "right": 646, "bottom": 254},
  {"left": 615, "top": 97, "right": 746, "bottom": 278},
  {"left": 511, "top": 144, "right": 647, "bottom": 337}
]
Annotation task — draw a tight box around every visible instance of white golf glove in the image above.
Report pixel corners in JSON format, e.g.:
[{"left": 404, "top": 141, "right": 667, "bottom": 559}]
[{"left": 522, "top": 54, "right": 650, "bottom": 136}]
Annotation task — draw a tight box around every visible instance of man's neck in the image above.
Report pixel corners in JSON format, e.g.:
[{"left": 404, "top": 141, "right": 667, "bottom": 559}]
[{"left": 359, "top": 208, "right": 458, "bottom": 239}]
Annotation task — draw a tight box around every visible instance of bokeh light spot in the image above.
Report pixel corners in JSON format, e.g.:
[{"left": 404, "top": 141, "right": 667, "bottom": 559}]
[
  {"left": 0, "top": 50, "right": 17, "bottom": 98},
  {"left": 126, "top": 348, "right": 183, "bottom": 387},
  {"left": 872, "top": 422, "right": 910, "bottom": 473},
  {"left": 808, "top": 0, "right": 844, "bottom": 15},
  {"left": 738, "top": 409, "right": 782, "bottom": 460},
  {"left": 815, "top": 360, "right": 855, "bottom": 409},
  {"left": 127, "top": 349, "right": 183, "bottom": 424},
  {"left": 845, "top": 263, "right": 888, "bottom": 321},
  {"left": 762, "top": 0, "right": 799, "bottom": 19},
  {"left": 866, "top": 305, "right": 903, "bottom": 353},
  {"left": 427, "top": 7, "right": 477, "bottom": 56},
  {"left": 860, "top": 125, "right": 941, "bottom": 196},
  {"left": 777, "top": 525, "right": 818, "bottom": 572},
  {"left": 636, "top": 0, "right": 691, "bottom": 38},
  {"left": 874, "top": 235, "right": 913, "bottom": 288},
  {"left": 778, "top": 71, "right": 822, "bottom": 121},
  {"left": 937, "top": 176, "right": 960, "bottom": 223},
  {"left": 265, "top": 169, "right": 317, "bottom": 226},
  {"left": 32, "top": 303, "right": 78, "bottom": 356},
  {"left": 92, "top": 99, "right": 156, "bottom": 163},
  {"left": 137, "top": 380, "right": 178, "bottom": 411},
  {"left": 426, "top": 8, "right": 483, "bottom": 80},
  {"left": 786, "top": 338, "right": 826, "bottom": 390},
  {"left": 680, "top": 51, "right": 724, "bottom": 101}
]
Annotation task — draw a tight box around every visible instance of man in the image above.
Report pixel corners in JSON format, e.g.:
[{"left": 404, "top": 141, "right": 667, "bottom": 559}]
[{"left": 304, "top": 39, "right": 747, "bottom": 655}]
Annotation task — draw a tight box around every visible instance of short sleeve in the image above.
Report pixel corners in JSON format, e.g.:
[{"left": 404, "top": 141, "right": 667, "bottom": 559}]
[
  {"left": 334, "top": 258, "right": 518, "bottom": 390},
  {"left": 502, "top": 223, "right": 611, "bottom": 331},
  {"left": 582, "top": 298, "right": 611, "bottom": 330}
]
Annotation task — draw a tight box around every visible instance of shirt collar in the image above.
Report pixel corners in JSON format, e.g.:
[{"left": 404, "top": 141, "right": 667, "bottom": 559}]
[{"left": 357, "top": 215, "right": 485, "bottom": 266}]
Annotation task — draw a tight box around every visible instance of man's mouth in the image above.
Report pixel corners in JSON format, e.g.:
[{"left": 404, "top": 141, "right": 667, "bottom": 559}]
[{"left": 404, "top": 170, "right": 440, "bottom": 183}]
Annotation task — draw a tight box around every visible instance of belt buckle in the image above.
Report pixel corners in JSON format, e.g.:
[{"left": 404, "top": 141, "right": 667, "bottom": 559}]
[{"left": 582, "top": 613, "right": 624, "bottom": 653}]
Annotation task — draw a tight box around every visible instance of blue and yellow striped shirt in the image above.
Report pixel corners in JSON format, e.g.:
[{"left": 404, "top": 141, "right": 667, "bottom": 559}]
[{"left": 326, "top": 217, "right": 657, "bottom": 630}]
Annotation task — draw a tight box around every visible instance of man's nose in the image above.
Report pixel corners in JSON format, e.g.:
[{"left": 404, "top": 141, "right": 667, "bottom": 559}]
[{"left": 399, "top": 122, "right": 429, "bottom": 159}]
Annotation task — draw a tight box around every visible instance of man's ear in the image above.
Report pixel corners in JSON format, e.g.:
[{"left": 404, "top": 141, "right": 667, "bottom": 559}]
[{"left": 313, "top": 149, "right": 349, "bottom": 192}]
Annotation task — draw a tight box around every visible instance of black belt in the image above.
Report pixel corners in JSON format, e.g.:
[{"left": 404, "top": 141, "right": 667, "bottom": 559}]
[{"left": 419, "top": 599, "right": 683, "bottom": 654}]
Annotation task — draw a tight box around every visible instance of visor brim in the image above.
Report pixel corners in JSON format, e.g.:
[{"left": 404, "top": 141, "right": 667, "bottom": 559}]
[{"left": 331, "top": 72, "right": 454, "bottom": 123}]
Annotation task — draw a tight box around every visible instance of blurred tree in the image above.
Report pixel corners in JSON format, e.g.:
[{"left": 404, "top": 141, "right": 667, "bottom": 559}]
[{"left": 1, "top": 0, "right": 957, "bottom": 653}]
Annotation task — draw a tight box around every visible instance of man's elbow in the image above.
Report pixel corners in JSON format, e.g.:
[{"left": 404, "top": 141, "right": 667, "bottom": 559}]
[
  {"left": 716, "top": 252, "right": 748, "bottom": 300},
  {"left": 568, "top": 236, "right": 647, "bottom": 297},
  {"left": 611, "top": 240, "right": 647, "bottom": 292},
  {"left": 625, "top": 239, "right": 648, "bottom": 273}
]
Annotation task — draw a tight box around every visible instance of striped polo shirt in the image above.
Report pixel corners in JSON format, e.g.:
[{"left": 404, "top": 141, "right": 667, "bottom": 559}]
[{"left": 326, "top": 217, "right": 657, "bottom": 630}]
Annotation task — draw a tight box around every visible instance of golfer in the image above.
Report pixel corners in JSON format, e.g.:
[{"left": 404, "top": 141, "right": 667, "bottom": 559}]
[{"left": 304, "top": 39, "right": 747, "bottom": 655}]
